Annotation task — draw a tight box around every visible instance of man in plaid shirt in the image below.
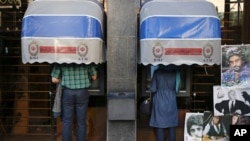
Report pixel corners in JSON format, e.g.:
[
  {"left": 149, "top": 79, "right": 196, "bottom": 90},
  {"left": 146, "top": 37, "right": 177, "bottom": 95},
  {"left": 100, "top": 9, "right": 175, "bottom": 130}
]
[{"left": 51, "top": 63, "right": 97, "bottom": 141}]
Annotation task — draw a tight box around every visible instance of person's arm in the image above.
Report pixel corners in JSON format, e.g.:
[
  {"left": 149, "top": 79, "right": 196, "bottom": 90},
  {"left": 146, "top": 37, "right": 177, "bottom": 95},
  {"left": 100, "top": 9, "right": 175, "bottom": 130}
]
[
  {"left": 222, "top": 123, "right": 229, "bottom": 138},
  {"left": 202, "top": 123, "right": 210, "bottom": 137},
  {"left": 150, "top": 70, "right": 157, "bottom": 93},
  {"left": 215, "top": 101, "right": 225, "bottom": 113},
  {"left": 88, "top": 65, "right": 97, "bottom": 81},
  {"left": 237, "top": 100, "right": 250, "bottom": 114},
  {"left": 51, "top": 64, "right": 61, "bottom": 84}
]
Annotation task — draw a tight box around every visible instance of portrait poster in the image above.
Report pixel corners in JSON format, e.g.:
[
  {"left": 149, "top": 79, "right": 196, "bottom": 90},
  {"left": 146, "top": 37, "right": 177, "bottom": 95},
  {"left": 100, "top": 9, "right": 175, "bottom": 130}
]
[
  {"left": 229, "top": 114, "right": 250, "bottom": 125},
  {"left": 184, "top": 112, "right": 204, "bottom": 141},
  {"left": 221, "top": 44, "right": 250, "bottom": 87},
  {"left": 213, "top": 86, "right": 250, "bottom": 116},
  {"left": 202, "top": 111, "right": 230, "bottom": 141}
]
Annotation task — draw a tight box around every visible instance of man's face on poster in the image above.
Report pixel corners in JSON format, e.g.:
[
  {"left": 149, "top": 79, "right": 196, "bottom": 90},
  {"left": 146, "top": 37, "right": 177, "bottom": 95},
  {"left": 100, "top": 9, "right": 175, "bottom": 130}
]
[
  {"left": 229, "top": 55, "right": 243, "bottom": 70},
  {"left": 212, "top": 116, "right": 220, "bottom": 125},
  {"left": 228, "top": 90, "right": 237, "bottom": 100}
]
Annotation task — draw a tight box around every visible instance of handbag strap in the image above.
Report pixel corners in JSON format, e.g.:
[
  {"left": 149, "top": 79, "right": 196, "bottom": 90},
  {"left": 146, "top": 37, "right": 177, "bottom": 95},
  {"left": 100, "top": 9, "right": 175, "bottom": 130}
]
[{"left": 146, "top": 90, "right": 152, "bottom": 100}]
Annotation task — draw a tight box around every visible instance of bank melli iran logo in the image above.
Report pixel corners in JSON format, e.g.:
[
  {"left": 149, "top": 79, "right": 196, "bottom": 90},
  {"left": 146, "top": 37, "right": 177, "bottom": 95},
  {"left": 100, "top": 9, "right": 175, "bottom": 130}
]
[
  {"left": 78, "top": 43, "right": 88, "bottom": 57},
  {"left": 152, "top": 43, "right": 163, "bottom": 58},
  {"left": 203, "top": 44, "right": 213, "bottom": 58},
  {"left": 28, "top": 41, "right": 39, "bottom": 56}
]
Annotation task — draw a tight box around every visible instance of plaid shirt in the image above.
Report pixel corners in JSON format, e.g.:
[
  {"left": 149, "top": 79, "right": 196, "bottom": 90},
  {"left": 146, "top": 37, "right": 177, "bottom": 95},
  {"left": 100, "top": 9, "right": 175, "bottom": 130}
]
[{"left": 51, "top": 63, "right": 97, "bottom": 89}]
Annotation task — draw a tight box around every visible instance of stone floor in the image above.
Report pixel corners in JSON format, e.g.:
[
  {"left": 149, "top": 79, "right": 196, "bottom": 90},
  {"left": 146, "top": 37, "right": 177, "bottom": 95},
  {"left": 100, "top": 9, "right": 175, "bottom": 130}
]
[
  {"left": 1, "top": 107, "right": 186, "bottom": 141},
  {"left": 2, "top": 127, "right": 184, "bottom": 141}
]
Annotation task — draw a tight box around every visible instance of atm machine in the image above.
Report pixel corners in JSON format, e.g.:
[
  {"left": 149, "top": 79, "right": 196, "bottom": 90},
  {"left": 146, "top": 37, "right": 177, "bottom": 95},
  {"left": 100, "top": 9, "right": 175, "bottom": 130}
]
[
  {"left": 21, "top": 0, "right": 106, "bottom": 95},
  {"left": 21, "top": 0, "right": 105, "bottom": 140},
  {"left": 138, "top": 0, "right": 221, "bottom": 110}
]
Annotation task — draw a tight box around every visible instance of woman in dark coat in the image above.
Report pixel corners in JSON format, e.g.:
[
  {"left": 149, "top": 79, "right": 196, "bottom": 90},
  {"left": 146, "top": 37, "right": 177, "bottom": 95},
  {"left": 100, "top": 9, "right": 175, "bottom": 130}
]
[{"left": 149, "top": 64, "right": 180, "bottom": 141}]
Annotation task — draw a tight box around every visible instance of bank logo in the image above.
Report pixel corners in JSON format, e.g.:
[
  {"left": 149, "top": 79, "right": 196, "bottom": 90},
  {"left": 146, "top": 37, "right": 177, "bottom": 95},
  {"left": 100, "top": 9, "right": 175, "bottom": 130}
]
[
  {"left": 28, "top": 41, "right": 39, "bottom": 56},
  {"left": 78, "top": 43, "right": 88, "bottom": 57},
  {"left": 203, "top": 44, "right": 213, "bottom": 58},
  {"left": 153, "top": 43, "right": 163, "bottom": 58}
]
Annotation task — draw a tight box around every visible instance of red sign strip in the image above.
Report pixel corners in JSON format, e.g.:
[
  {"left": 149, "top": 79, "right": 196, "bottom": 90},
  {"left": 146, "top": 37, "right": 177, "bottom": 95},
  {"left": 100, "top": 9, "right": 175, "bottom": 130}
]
[
  {"left": 40, "top": 46, "right": 76, "bottom": 54},
  {"left": 165, "top": 48, "right": 202, "bottom": 55}
]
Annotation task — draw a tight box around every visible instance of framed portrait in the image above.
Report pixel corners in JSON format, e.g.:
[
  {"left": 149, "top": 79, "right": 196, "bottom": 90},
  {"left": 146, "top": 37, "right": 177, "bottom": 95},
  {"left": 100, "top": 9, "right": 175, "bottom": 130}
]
[
  {"left": 184, "top": 112, "right": 204, "bottom": 141},
  {"left": 213, "top": 86, "right": 250, "bottom": 116},
  {"left": 221, "top": 45, "right": 250, "bottom": 87},
  {"left": 203, "top": 111, "right": 230, "bottom": 141}
]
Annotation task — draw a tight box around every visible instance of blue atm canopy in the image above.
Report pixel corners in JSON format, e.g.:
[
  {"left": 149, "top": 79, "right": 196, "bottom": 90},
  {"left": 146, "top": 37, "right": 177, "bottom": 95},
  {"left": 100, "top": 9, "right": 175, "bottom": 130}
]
[
  {"left": 21, "top": 0, "right": 105, "bottom": 64},
  {"left": 139, "top": 0, "right": 221, "bottom": 66}
]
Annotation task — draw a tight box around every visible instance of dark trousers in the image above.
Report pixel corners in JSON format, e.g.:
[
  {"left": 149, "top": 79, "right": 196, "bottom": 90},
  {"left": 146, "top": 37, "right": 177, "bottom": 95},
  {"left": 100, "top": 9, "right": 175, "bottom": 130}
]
[
  {"left": 156, "top": 127, "right": 176, "bottom": 141},
  {"left": 61, "top": 88, "right": 89, "bottom": 141}
]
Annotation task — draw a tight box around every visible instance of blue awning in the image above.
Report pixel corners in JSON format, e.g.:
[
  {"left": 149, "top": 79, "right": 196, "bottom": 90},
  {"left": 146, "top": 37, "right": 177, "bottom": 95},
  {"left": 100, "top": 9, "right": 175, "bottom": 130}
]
[
  {"left": 139, "top": 0, "right": 221, "bottom": 66},
  {"left": 21, "top": 0, "right": 105, "bottom": 64}
]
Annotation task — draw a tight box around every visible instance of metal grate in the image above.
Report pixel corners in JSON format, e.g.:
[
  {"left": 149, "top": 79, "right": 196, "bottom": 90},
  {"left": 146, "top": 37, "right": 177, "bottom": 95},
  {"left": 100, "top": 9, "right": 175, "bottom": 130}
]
[
  {"left": 0, "top": 1, "right": 57, "bottom": 138},
  {"left": 0, "top": 57, "right": 56, "bottom": 139}
]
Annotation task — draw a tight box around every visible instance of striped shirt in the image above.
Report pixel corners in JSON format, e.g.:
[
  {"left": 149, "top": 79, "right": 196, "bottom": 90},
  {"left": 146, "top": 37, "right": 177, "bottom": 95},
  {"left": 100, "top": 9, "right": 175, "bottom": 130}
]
[{"left": 51, "top": 63, "right": 97, "bottom": 89}]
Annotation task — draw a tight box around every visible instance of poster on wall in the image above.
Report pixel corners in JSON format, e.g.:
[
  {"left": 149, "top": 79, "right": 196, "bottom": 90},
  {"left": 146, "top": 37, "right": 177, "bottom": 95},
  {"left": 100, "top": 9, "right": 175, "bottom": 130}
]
[
  {"left": 221, "top": 44, "right": 250, "bottom": 87},
  {"left": 213, "top": 86, "right": 250, "bottom": 116},
  {"left": 184, "top": 112, "right": 204, "bottom": 141},
  {"left": 184, "top": 111, "right": 250, "bottom": 141},
  {"left": 202, "top": 111, "right": 230, "bottom": 141}
]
